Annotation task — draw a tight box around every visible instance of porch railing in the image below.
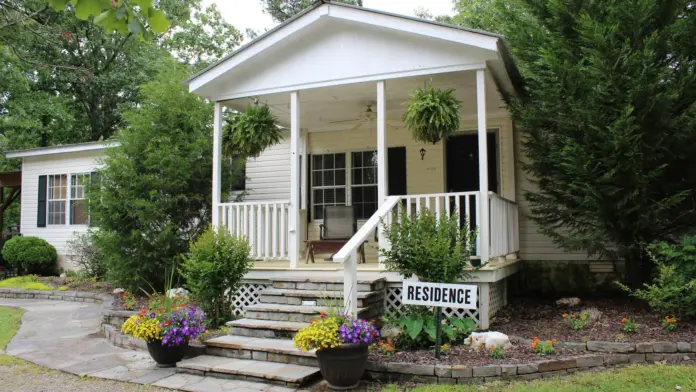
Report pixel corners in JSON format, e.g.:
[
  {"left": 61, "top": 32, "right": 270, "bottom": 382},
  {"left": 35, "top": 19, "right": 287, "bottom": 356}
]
[
  {"left": 488, "top": 192, "right": 519, "bottom": 259},
  {"left": 217, "top": 200, "right": 290, "bottom": 260}
]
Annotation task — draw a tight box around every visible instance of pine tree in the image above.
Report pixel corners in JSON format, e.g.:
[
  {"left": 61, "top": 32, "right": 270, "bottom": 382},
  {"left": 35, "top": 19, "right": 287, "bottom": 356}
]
[{"left": 453, "top": 0, "right": 696, "bottom": 285}]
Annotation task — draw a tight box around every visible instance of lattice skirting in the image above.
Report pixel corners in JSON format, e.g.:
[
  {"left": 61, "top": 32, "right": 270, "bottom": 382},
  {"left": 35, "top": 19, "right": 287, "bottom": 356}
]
[
  {"left": 384, "top": 279, "right": 507, "bottom": 329},
  {"left": 231, "top": 283, "right": 271, "bottom": 317}
]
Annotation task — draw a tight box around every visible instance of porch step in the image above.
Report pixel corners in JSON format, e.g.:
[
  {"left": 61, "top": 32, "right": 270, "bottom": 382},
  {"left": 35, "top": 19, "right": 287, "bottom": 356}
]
[
  {"left": 259, "top": 288, "right": 383, "bottom": 308},
  {"left": 271, "top": 277, "right": 386, "bottom": 292},
  {"left": 245, "top": 303, "right": 375, "bottom": 323},
  {"left": 176, "top": 355, "right": 320, "bottom": 387},
  {"left": 226, "top": 318, "right": 307, "bottom": 339},
  {"left": 204, "top": 335, "right": 318, "bottom": 367}
]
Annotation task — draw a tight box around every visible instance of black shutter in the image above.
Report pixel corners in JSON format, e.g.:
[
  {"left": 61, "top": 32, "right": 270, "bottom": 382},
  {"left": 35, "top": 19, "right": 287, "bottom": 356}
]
[
  {"left": 387, "top": 147, "right": 407, "bottom": 196},
  {"left": 37, "top": 175, "right": 47, "bottom": 227},
  {"left": 306, "top": 153, "right": 312, "bottom": 223},
  {"left": 89, "top": 172, "right": 99, "bottom": 226}
]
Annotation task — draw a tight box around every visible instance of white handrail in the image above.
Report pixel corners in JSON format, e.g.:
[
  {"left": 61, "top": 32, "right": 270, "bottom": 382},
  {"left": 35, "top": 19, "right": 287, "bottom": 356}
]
[
  {"left": 335, "top": 195, "right": 402, "bottom": 317},
  {"left": 217, "top": 200, "right": 291, "bottom": 260}
]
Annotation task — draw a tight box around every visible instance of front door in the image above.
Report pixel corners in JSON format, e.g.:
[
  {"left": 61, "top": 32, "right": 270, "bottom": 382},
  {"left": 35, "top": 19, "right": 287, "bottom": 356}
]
[{"left": 446, "top": 132, "right": 498, "bottom": 193}]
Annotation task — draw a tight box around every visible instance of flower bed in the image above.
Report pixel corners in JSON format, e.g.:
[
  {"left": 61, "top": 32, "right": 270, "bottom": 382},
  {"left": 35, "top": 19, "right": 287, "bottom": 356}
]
[{"left": 492, "top": 298, "right": 696, "bottom": 343}]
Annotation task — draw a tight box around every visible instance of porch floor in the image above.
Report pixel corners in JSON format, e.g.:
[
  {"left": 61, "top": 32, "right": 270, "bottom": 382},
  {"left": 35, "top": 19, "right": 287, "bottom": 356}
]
[{"left": 253, "top": 251, "right": 381, "bottom": 271}]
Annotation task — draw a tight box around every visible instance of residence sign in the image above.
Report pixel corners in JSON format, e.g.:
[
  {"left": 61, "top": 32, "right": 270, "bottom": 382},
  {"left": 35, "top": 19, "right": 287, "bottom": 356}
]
[{"left": 402, "top": 281, "right": 478, "bottom": 309}]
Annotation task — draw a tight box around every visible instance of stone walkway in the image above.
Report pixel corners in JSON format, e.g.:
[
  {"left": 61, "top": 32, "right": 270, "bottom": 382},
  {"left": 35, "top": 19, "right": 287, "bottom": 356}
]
[{"left": 0, "top": 299, "right": 296, "bottom": 392}]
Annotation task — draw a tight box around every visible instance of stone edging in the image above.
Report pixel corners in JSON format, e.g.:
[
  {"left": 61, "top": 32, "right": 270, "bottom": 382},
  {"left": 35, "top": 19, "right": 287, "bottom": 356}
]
[
  {"left": 366, "top": 350, "right": 695, "bottom": 384},
  {"left": 511, "top": 336, "right": 696, "bottom": 355}
]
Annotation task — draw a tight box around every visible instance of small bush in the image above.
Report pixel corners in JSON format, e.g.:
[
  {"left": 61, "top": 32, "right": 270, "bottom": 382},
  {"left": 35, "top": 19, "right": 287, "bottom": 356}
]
[
  {"left": 0, "top": 276, "right": 52, "bottom": 290},
  {"left": 66, "top": 232, "right": 105, "bottom": 279},
  {"left": 1, "top": 236, "right": 57, "bottom": 275},
  {"left": 392, "top": 309, "right": 476, "bottom": 350},
  {"left": 619, "top": 235, "right": 696, "bottom": 317},
  {"left": 180, "top": 226, "right": 252, "bottom": 328}
]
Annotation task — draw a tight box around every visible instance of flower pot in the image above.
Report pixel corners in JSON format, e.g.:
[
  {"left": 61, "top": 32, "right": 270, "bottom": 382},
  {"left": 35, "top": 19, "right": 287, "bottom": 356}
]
[
  {"left": 315, "top": 343, "right": 368, "bottom": 390},
  {"left": 471, "top": 258, "right": 482, "bottom": 267},
  {"left": 146, "top": 340, "right": 188, "bottom": 367}
]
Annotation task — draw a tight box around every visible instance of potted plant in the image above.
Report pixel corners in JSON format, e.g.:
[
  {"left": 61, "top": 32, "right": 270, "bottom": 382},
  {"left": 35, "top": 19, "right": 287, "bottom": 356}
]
[
  {"left": 223, "top": 101, "right": 282, "bottom": 159},
  {"left": 403, "top": 81, "right": 461, "bottom": 144},
  {"left": 294, "top": 312, "right": 380, "bottom": 390},
  {"left": 121, "top": 293, "right": 206, "bottom": 367}
]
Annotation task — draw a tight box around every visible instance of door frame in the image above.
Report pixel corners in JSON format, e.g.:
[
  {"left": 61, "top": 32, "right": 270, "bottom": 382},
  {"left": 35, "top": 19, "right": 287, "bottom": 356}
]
[{"left": 443, "top": 128, "right": 501, "bottom": 194}]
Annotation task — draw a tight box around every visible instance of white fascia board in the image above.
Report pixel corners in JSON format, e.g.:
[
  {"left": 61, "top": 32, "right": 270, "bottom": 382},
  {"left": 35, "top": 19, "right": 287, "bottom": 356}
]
[
  {"left": 327, "top": 5, "right": 500, "bottom": 52},
  {"left": 188, "top": 6, "right": 329, "bottom": 95},
  {"left": 6, "top": 141, "right": 120, "bottom": 159}
]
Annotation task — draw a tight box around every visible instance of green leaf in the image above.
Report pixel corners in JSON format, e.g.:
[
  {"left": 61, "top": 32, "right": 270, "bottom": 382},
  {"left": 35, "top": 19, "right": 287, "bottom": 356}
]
[
  {"left": 93, "top": 9, "right": 114, "bottom": 26},
  {"left": 147, "top": 8, "right": 170, "bottom": 33},
  {"left": 74, "top": 0, "right": 108, "bottom": 20},
  {"left": 128, "top": 18, "right": 145, "bottom": 36},
  {"left": 130, "top": 0, "right": 153, "bottom": 8},
  {"left": 400, "top": 315, "right": 424, "bottom": 340},
  {"left": 47, "top": 0, "right": 71, "bottom": 11}
]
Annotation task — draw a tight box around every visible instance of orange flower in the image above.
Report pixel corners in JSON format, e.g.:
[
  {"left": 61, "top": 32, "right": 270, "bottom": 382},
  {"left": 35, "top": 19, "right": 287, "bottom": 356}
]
[
  {"left": 552, "top": 338, "right": 557, "bottom": 343},
  {"left": 562, "top": 313, "right": 569, "bottom": 318},
  {"left": 621, "top": 317, "right": 627, "bottom": 324},
  {"left": 571, "top": 314, "right": 577, "bottom": 319},
  {"left": 319, "top": 312, "right": 327, "bottom": 319},
  {"left": 546, "top": 340, "right": 552, "bottom": 344},
  {"left": 533, "top": 337, "right": 539, "bottom": 341},
  {"left": 488, "top": 345, "right": 495, "bottom": 351}
]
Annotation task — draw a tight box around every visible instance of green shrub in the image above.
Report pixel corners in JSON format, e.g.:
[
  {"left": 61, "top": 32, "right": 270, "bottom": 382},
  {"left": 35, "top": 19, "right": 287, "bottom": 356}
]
[
  {"left": 390, "top": 308, "right": 476, "bottom": 350},
  {"left": 619, "top": 235, "right": 696, "bottom": 316},
  {"left": 180, "top": 226, "right": 252, "bottom": 327},
  {"left": 381, "top": 209, "right": 477, "bottom": 283},
  {"left": 1, "top": 236, "right": 57, "bottom": 275},
  {"left": 66, "top": 231, "right": 105, "bottom": 279}
]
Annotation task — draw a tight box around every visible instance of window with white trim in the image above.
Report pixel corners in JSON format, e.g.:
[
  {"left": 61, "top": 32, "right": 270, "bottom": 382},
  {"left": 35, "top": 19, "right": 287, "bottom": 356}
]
[
  {"left": 70, "top": 173, "right": 90, "bottom": 225},
  {"left": 311, "top": 153, "right": 346, "bottom": 220},
  {"left": 351, "top": 150, "right": 378, "bottom": 219},
  {"left": 47, "top": 174, "right": 68, "bottom": 225}
]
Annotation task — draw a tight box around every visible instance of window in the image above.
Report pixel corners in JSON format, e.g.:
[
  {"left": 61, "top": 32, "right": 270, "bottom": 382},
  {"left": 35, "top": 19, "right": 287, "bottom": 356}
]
[
  {"left": 351, "top": 151, "right": 378, "bottom": 219},
  {"left": 47, "top": 174, "right": 68, "bottom": 225},
  {"left": 311, "top": 153, "right": 346, "bottom": 220},
  {"left": 70, "top": 173, "right": 90, "bottom": 225}
]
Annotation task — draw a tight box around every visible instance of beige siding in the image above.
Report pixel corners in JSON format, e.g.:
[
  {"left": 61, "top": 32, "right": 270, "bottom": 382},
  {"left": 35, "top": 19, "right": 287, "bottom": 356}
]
[
  {"left": 514, "top": 129, "right": 591, "bottom": 261},
  {"left": 19, "top": 150, "right": 107, "bottom": 270},
  {"left": 243, "top": 131, "right": 291, "bottom": 201}
]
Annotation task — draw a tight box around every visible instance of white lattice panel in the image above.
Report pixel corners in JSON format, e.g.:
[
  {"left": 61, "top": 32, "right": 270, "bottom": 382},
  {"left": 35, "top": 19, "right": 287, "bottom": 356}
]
[
  {"left": 231, "top": 283, "right": 270, "bottom": 317},
  {"left": 489, "top": 279, "right": 507, "bottom": 318}
]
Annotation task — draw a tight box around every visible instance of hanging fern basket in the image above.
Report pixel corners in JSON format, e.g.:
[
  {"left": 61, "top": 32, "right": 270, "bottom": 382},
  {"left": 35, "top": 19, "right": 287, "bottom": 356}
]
[
  {"left": 403, "top": 82, "right": 461, "bottom": 144},
  {"left": 222, "top": 103, "right": 282, "bottom": 159}
]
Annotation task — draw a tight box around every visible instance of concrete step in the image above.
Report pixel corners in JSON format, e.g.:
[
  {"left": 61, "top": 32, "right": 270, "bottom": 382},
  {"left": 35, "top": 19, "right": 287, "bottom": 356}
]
[
  {"left": 271, "top": 277, "right": 385, "bottom": 292},
  {"left": 259, "top": 288, "right": 383, "bottom": 308},
  {"left": 204, "top": 335, "right": 317, "bottom": 367},
  {"left": 176, "top": 355, "right": 320, "bottom": 388},
  {"left": 227, "top": 318, "right": 307, "bottom": 339},
  {"left": 244, "top": 303, "right": 375, "bottom": 323}
]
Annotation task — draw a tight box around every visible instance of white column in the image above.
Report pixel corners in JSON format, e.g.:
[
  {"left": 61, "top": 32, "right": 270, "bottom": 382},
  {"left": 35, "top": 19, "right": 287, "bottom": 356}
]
[
  {"left": 377, "top": 81, "right": 388, "bottom": 265},
  {"left": 212, "top": 102, "right": 223, "bottom": 228},
  {"left": 301, "top": 130, "right": 308, "bottom": 210},
  {"left": 343, "top": 249, "right": 359, "bottom": 317},
  {"left": 476, "top": 69, "right": 490, "bottom": 263},
  {"left": 289, "top": 92, "right": 301, "bottom": 268}
]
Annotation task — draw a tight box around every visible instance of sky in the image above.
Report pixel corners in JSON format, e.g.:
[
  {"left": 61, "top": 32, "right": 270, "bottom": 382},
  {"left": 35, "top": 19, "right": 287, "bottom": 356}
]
[{"left": 205, "top": 0, "right": 457, "bottom": 41}]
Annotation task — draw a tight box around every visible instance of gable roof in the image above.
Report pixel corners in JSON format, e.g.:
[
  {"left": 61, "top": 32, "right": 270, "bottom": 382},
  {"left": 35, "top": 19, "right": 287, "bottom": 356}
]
[
  {"left": 5, "top": 140, "right": 120, "bottom": 159},
  {"left": 183, "top": 1, "right": 506, "bottom": 87}
]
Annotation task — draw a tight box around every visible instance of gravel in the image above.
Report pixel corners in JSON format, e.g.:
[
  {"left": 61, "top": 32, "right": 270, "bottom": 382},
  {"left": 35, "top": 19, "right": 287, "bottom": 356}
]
[{"left": 0, "top": 358, "right": 175, "bottom": 392}]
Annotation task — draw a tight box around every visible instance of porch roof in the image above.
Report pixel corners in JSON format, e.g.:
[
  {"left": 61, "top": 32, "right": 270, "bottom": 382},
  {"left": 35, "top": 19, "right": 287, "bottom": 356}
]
[{"left": 185, "top": 1, "right": 522, "bottom": 102}]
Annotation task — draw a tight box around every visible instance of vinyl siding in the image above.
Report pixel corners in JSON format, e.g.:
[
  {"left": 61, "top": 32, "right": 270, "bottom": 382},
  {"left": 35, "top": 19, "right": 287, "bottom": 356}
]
[
  {"left": 514, "top": 128, "right": 591, "bottom": 261},
  {"left": 243, "top": 131, "right": 291, "bottom": 201},
  {"left": 19, "top": 150, "right": 107, "bottom": 270}
]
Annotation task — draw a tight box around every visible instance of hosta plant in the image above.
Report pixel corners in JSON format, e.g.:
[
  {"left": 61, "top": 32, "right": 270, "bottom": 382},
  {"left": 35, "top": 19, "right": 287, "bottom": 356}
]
[{"left": 403, "top": 81, "right": 461, "bottom": 144}]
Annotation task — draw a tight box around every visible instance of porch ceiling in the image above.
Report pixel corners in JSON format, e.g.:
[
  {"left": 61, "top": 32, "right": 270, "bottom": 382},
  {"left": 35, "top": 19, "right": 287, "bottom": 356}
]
[{"left": 220, "top": 70, "right": 506, "bottom": 132}]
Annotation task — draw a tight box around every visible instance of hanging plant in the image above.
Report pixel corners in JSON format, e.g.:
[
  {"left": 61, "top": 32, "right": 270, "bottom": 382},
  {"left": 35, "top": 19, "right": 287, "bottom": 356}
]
[
  {"left": 222, "top": 102, "right": 282, "bottom": 159},
  {"left": 403, "top": 81, "right": 461, "bottom": 144}
]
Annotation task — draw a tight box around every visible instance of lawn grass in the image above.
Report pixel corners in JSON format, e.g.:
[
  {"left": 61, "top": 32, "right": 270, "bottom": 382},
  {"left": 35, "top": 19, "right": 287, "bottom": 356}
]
[
  {"left": 0, "top": 276, "right": 53, "bottom": 290},
  {"left": 0, "top": 306, "right": 25, "bottom": 365},
  {"left": 382, "top": 365, "right": 696, "bottom": 392}
]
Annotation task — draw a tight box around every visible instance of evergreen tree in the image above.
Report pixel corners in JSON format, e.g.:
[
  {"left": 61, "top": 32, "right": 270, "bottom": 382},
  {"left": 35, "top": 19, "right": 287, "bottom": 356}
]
[{"left": 453, "top": 0, "right": 696, "bottom": 285}]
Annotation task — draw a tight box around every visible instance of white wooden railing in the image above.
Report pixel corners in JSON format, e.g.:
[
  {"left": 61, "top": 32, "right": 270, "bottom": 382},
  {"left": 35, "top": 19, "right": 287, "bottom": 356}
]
[
  {"left": 488, "top": 192, "right": 519, "bottom": 259},
  {"left": 217, "top": 200, "right": 290, "bottom": 260}
]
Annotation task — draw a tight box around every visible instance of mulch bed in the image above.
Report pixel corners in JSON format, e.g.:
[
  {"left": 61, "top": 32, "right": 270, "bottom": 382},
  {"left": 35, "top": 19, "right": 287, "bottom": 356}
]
[
  {"left": 491, "top": 297, "right": 696, "bottom": 343},
  {"left": 369, "top": 344, "right": 578, "bottom": 366}
]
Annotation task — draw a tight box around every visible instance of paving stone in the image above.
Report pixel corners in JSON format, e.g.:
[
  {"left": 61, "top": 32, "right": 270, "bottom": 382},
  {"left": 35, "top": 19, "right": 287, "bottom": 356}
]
[
  {"left": 653, "top": 342, "right": 677, "bottom": 353},
  {"left": 472, "top": 365, "right": 501, "bottom": 377},
  {"left": 154, "top": 373, "right": 207, "bottom": 389},
  {"left": 451, "top": 365, "right": 472, "bottom": 378},
  {"left": 61, "top": 354, "right": 130, "bottom": 376},
  {"left": 434, "top": 365, "right": 451, "bottom": 378},
  {"left": 387, "top": 362, "right": 435, "bottom": 376},
  {"left": 677, "top": 342, "right": 691, "bottom": 353},
  {"left": 500, "top": 364, "right": 517, "bottom": 376},
  {"left": 538, "top": 359, "right": 576, "bottom": 372},
  {"left": 646, "top": 353, "right": 665, "bottom": 362},
  {"left": 636, "top": 343, "right": 654, "bottom": 353},
  {"left": 178, "top": 356, "right": 232, "bottom": 372},
  {"left": 629, "top": 354, "right": 646, "bottom": 363},
  {"left": 560, "top": 341, "right": 587, "bottom": 351},
  {"left": 604, "top": 354, "right": 630, "bottom": 365},
  {"left": 131, "top": 368, "right": 178, "bottom": 384},
  {"left": 587, "top": 341, "right": 635, "bottom": 353},
  {"left": 576, "top": 355, "right": 604, "bottom": 368},
  {"left": 516, "top": 363, "right": 539, "bottom": 374}
]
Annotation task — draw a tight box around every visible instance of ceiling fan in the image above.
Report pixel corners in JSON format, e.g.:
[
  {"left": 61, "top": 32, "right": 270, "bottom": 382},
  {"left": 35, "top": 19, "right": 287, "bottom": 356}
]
[{"left": 328, "top": 103, "right": 400, "bottom": 131}]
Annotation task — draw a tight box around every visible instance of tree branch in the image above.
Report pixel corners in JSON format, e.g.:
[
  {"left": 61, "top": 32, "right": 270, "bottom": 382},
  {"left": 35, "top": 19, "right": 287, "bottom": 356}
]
[
  {"left": 0, "top": 5, "right": 48, "bottom": 31},
  {"left": 0, "top": 36, "right": 91, "bottom": 73}
]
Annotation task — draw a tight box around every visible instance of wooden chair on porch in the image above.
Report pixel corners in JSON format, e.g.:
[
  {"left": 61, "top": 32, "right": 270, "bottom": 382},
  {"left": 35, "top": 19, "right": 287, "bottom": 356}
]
[{"left": 305, "top": 205, "right": 366, "bottom": 264}]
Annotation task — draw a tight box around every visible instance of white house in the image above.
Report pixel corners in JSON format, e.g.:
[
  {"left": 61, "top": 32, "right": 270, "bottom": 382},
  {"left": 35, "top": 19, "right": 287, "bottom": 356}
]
[{"left": 5, "top": 141, "right": 118, "bottom": 270}]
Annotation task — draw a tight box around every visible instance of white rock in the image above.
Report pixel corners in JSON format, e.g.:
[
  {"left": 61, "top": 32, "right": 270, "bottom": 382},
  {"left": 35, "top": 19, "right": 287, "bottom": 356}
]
[
  {"left": 380, "top": 326, "right": 402, "bottom": 340},
  {"left": 556, "top": 297, "right": 582, "bottom": 307},
  {"left": 463, "top": 331, "right": 512, "bottom": 350},
  {"left": 113, "top": 288, "right": 125, "bottom": 294},
  {"left": 167, "top": 288, "right": 189, "bottom": 298},
  {"left": 60, "top": 273, "right": 67, "bottom": 278}
]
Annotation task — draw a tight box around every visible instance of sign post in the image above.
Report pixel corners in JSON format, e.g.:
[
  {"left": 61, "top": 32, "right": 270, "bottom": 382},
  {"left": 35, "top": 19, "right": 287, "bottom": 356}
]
[{"left": 402, "top": 281, "right": 478, "bottom": 359}]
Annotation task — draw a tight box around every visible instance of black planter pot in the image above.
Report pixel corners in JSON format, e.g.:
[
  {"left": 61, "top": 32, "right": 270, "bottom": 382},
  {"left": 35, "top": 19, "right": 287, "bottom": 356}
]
[
  {"left": 315, "top": 343, "right": 368, "bottom": 390},
  {"left": 471, "top": 258, "right": 482, "bottom": 267},
  {"left": 146, "top": 340, "right": 188, "bottom": 367}
]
